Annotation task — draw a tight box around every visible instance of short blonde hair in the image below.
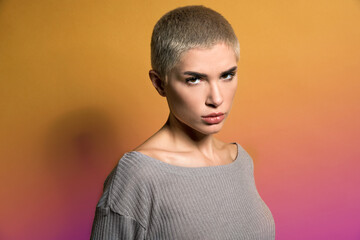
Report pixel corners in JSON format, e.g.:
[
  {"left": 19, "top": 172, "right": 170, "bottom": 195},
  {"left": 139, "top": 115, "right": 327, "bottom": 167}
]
[{"left": 151, "top": 5, "right": 240, "bottom": 80}]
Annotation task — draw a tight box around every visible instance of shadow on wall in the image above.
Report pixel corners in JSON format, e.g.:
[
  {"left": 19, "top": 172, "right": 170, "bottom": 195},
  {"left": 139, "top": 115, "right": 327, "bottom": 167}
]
[
  {"left": 43, "top": 107, "right": 120, "bottom": 240},
  {"left": 45, "top": 107, "right": 118, "bottom": 176}
]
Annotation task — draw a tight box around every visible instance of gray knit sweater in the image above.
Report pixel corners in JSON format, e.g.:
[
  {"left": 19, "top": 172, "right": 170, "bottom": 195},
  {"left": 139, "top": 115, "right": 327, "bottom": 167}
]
[{"left": 91, "top": 143, "right": 275, "bottom": 239}]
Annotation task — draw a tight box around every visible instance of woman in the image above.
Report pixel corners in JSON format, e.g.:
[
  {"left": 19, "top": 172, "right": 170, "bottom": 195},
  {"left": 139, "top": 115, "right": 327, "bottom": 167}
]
[{"left": 91, "top": 5, "right": 275, "bottom": 239}]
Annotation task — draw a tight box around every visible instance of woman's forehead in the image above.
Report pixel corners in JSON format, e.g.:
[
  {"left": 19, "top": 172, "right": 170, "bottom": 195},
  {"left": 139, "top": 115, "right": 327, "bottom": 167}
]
[{"left": 174, "top": 43, "right": 238, "bottom": 73}]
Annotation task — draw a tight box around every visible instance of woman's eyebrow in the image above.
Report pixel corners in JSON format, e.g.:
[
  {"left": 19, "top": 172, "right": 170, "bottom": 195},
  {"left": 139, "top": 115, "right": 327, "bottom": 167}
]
[
  {"left": 183, "top": 71, "right": 207, "bottom": 78},
  {"left": 220, "top": 66, "right": 237, "bottom": 76},
  {"left": 183, "top": 66, "right": 238, "bottom": 78}
]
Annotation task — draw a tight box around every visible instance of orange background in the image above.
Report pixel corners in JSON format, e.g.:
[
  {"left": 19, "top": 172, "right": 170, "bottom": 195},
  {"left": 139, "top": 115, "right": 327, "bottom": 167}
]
[{"left": 1, "top": 0, "right": 359, "bottom": 239}]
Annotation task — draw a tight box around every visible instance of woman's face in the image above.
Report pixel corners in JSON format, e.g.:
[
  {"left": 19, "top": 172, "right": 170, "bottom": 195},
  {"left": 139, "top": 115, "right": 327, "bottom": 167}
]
[{"left": 164, "top": 42, "right": 238, "bottom": 135}]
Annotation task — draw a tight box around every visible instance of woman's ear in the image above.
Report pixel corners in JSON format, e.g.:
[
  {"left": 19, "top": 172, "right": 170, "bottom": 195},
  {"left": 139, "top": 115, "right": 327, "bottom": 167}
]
[{"left": 149, "top": 70, "right": 166, "bottom": 97}]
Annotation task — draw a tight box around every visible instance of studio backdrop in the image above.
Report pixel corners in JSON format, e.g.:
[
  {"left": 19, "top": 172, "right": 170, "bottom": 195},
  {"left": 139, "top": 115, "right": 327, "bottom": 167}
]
[{"left": 0, "top": 0, "right": 359, "bottom": 239}]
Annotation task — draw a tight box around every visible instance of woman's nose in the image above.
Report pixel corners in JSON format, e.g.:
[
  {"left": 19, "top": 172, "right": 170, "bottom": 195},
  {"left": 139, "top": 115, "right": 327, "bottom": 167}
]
[{"left": 205, "top": 82, "right": 223, "bottom": 108}]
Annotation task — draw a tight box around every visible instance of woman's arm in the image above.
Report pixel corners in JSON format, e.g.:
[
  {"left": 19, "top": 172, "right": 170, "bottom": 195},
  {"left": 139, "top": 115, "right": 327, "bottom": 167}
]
[{"left": 90, "top": 206, "right": 146, "bottom": 240}]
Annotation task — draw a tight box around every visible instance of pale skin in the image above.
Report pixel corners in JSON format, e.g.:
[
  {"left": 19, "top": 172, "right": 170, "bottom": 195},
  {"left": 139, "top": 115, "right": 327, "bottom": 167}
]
[{"left": 135, "top": 42, "right": 238, "bottom": 167}]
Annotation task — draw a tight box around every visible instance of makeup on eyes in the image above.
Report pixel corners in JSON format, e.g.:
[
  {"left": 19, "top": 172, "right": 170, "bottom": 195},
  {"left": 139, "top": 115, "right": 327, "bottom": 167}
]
[
  {"left": 220, "top": 67, "right": 237, "bottom": 80},
  {"left": 184, "top": 66, "right": 237, "bottom": 79},
  {"left": 185, "top": 77, "right": 202, "bottom": 85},
  {"left": 184, "top": 66, "right": 237, "bottom": 85}
]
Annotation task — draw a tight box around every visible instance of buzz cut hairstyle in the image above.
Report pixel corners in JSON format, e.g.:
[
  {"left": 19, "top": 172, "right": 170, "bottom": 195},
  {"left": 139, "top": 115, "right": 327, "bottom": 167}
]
[{"left": 150, "top": 5, "right": 240, "bottom": 81}]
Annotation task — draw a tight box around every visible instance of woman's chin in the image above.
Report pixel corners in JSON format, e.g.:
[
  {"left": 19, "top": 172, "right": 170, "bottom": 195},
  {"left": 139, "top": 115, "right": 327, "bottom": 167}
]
[
  {"left": 194, "top": 122, "right": 225, "bottom": 136},
  {"left": 169, "top": 114, "right": 226, "bottom": 136}
]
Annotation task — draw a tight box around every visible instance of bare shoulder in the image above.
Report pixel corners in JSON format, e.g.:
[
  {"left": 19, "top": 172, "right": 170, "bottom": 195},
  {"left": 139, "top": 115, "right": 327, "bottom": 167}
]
[
  {"left": 214, "top": 139, "right": 238, "bottom": 162},
  {"left": 133, "top": 132, "right": 170, "bottom": 160},
  {"left": 229, "top": 142, "right": 238, "bottom": 160}
]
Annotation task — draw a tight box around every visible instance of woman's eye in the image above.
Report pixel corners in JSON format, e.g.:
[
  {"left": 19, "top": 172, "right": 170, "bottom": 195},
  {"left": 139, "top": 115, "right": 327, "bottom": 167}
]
[
  {"left": 222, "top": 72, "right": 235, "bottom": 80},
  {"left": 185, "top": 77, "right": 201, "bottom": 85}
]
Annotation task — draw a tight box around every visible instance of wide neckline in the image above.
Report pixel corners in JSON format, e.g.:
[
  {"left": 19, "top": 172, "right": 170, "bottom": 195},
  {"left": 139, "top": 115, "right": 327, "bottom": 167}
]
[{"left": 127, "top": 143, "right": 243, "bottom": 175}]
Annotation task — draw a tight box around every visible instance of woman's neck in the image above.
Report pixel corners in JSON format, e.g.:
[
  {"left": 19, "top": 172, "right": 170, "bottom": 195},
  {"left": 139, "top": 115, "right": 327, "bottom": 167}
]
[
  {"left": 135, "top": 114, "right": 233, "bottom": 166},
  {"left": 161, "top": 114, "right": 220, "bottom": 155}
]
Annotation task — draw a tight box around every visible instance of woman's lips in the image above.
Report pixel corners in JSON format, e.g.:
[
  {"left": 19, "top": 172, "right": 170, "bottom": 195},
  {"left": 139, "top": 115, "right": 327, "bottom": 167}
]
[{"left": 201, "top": 113, "right": 225, "bottom": 124}]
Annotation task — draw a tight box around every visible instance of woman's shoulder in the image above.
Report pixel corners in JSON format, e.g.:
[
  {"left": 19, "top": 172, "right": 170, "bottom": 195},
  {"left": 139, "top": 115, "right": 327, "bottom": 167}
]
[
  {"left": 212, "top": 139, "right": 238, "bottom": 161},
  {"left": 114, "top": 150, "right": 156, "bottom": 178},
  {"left": 132, "top": 131, "right": 177, "bottom": 164},
  {"left": 95, "top": 152, "right": 153, "bottom": 228},
  {"left": 98, "top": 152, "right": 155, "bottom": 207}
]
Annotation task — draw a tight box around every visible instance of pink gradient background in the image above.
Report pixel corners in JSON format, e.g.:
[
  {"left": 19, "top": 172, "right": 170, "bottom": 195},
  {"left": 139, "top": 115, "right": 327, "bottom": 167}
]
[{"left": 0, "top": 0, "right": 359, "bottom": 239}]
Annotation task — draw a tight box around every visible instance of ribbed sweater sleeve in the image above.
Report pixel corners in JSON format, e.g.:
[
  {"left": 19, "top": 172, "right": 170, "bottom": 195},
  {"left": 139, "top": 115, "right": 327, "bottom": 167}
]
[
  {"left": 91, "top": 206, "right": 145, "bottom": 240},
  {"left": 91, "top": 156, "right": 152, "bottom": 239}
]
